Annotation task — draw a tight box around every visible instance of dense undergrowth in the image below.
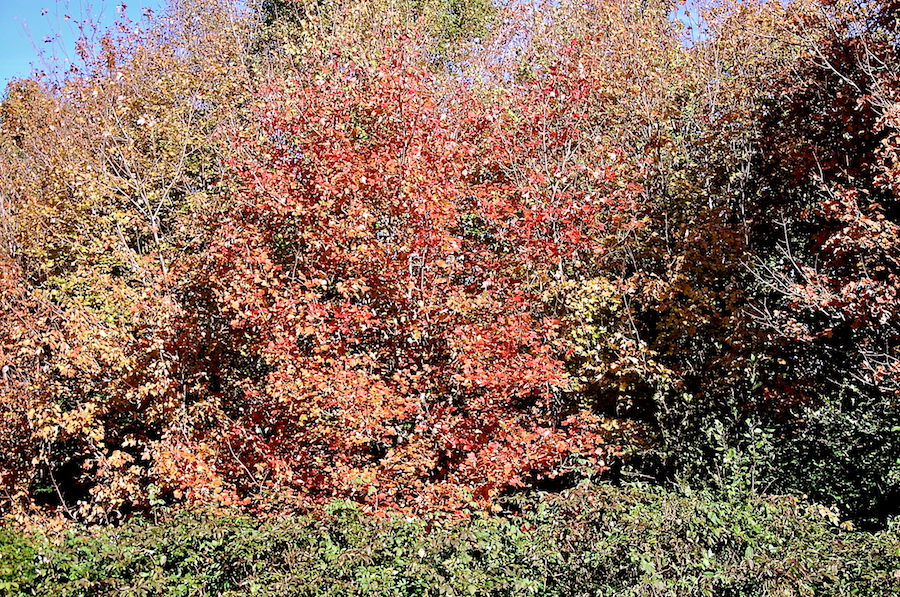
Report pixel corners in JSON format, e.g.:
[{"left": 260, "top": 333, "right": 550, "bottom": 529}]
[{"left": 3, "top": 482, "right": 899, "bottom": 597}]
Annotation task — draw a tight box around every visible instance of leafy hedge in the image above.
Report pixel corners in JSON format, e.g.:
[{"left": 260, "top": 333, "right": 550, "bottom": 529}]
[{"left": 2, "top": 482, "right": 899, "bottom": 596}]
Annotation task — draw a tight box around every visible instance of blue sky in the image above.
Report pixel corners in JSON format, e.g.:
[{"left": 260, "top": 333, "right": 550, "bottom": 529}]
[{"left": 0, "top": 0, "right": 163, "bottom": 87}]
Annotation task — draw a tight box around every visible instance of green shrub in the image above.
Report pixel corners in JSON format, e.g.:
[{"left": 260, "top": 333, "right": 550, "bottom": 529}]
[
  {"left": 0, "top": 527, "right": 39, "bottom": 596},
  {"left": 3, "top": 483, "right": 899, "bottom": 596}
]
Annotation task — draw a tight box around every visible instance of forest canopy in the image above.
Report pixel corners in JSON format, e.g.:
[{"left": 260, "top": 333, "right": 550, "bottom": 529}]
[{"left": 0, "top": 0, "right": 898, "bottom": 531}]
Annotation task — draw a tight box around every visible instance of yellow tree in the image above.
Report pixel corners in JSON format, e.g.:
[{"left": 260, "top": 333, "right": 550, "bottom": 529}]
[{"left": 0, "top": 0, "right": 256, "bottom": 521}]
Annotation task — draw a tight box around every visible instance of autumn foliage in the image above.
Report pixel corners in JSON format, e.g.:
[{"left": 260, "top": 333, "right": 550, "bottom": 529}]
[{"left": 0, "top": 0, "right": 898, "bottom": 525}]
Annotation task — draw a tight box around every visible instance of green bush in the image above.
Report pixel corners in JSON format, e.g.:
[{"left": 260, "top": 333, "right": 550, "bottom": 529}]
[
  {"left": 3, "top": 483, "right": 899, "bottom": 596},
  {"left": 0, "top": 527, "right": 38, "bottom": 596}
]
